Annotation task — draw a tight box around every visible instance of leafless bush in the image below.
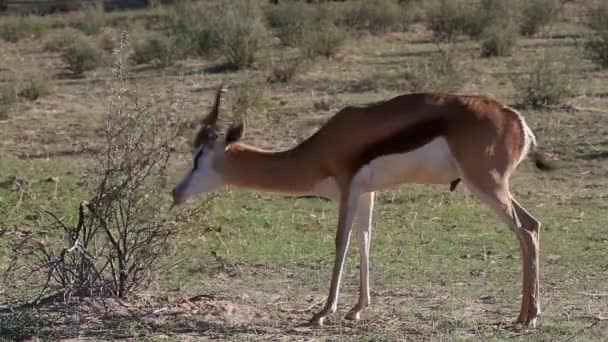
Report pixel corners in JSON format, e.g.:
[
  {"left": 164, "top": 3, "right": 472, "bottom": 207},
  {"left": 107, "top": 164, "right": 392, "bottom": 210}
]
[
  {"left": 511, "top": 54, "right": 574, "bottom": 109},
  {"left": 2, "top": 39, "right": 208, "bottom": 305},
  {"left": 405, "top": 47, "right": 471, "bottom": 92},
  {"left": 585, "top": 2, "right": 608, "bottom": 68},
  {"left": 268, "top": 56, "right": 307, "bottom": 83}
]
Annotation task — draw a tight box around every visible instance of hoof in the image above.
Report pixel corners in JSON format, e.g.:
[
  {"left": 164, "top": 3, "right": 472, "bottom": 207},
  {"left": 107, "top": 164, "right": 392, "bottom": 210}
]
[
  {"left": 345, "top": 310, "right": 361, "bottom": 321},
  {"left": 514, "top": 315, "right": 538, "bottom": 329},
  {"left": 309, "top": 314, "right": 327, "bottom": 327}
]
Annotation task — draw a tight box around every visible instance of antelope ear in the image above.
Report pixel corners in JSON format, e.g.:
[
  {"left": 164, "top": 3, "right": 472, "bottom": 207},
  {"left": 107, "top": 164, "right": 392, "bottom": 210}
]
[{"left": 225, "top": 123, "right": 244, "bottom": 145}]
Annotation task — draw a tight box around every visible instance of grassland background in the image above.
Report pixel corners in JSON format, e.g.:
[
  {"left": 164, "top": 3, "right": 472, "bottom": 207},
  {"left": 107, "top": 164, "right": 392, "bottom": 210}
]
[{"left": 1, "top": 0, "right": 607, "bottom": 340}]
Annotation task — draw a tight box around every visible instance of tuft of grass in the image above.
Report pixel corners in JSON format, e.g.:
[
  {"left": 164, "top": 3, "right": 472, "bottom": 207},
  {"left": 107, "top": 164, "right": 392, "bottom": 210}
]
[
  {"left": 342, "top": 0, "right": 405, "bottom": 33},
  {"left": 43, "top": 28, "right": 85, "bottom": 52},
  {"left": 166, "top": 0, "right": 268, "bottom": 69},
  {"left": 520, "top": 0, "right": 561, "bottom": 36},
  {"left": 302, "top": 21, "right": 347, "bottom": 59},
  {"left": 511, "top": 55, "right": 574, "bottom": 109},
  {"left": 405, "top": 48, "right": 470, "bottom": 92},
  {"left": 0, "top": 83, "right": 18, "bottom": 105},
  {"left": 17, "top": 76, "right": 54, "bottom": 101},
  {"left": 461, "top": 0, "right": 523, "bottom": 39},
  {"left": 62, "top": 40, "right": 102, "bottom": 76},
  {"left": 584, "top": 2, "right": 608, "bottom": 68},
  {"left": 0, "top": 71, "right": 53, "bottom": 104},
  {"left": 426, "top": 0, "right": 474, "bottom": 42},
  {"left": 98, "top": 29, "right": 118, "bottom": 54},
  {"left": 132, "top": 35, "right": 180, "bottom": 68},
  {"left": 268, "top": 56, "right": 307, "bottom": 83},
  {"left": 480, "top": 23, "right": 519, "bottom": 57},
  {"left": 230, "top": 80, "right": 267, "bottom": 119},
  {"left": 0, "top": 16, "right": 48, "bottom": 43},
  {"left": 216, "top": 0, "right": 270, "bottom": 69},
  {"left": 266, "top": 1, "right": 318, "bottom": 47},
  {"left": 166, "top": 0, "right": 220, "bottom": 56},
  {"left": 71, "top": 2, "right": 106, "bottom": 35}
]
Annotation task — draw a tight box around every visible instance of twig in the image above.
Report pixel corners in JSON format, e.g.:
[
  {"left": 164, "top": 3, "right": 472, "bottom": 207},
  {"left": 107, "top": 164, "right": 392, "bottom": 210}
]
[{"left": 296, "top": 298, "right": 326, "bottom": 313}]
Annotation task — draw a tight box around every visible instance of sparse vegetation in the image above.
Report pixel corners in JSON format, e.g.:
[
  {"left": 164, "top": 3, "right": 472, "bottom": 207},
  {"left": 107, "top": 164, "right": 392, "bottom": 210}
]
[
  {"left": 132, "top": 35, "right": 179, "bottom": 67},
  {"left": 266, "top": 1, "right": 318, "bottom": 46},
  {"left": 302, "top": 21, "right": 347, "bottom": 59},
  {"left": 0, "top": 83, "right": 18, "bottom": 105},
  {"left": 426, "top": 0, "right": 474, "bottom": 42},
  {"left": 462, "top": 0, "right": 523, "bottom": 39},
  {"left": 268, "top": 56, "right": 306, "bottom": 83},
  {"left": 585, "top": 2, "right": 608, "bottom": 68},
  {"left": 62, "top": 40, "right": 102, "bottom": 75},
  {"left": 512, "top": 55, "right": 574, "bottom": 108},
  {"left": 215, "top": 0, "right": 270, "bottom": 69},
  {"left": 342, "top": 0, "right": 405, "bottom": 33},
  {"left": 405, "top": 48, "right": 469, "bottom": 92},
  {"left": 0, "top": 72, "right": 53, "bottom": 103},
  {"left": 231, "top": 80, "right": 267, "bottom": 118},
  {"left": 165, "top": 0, "right": 268, "bottom": 68},
  {"left": 0, "top": 15, "right": 48, "bottom": 42},
  {"left": 166, "top": 0, "right": 221, "bottom": 56},
  {"left": 43, "top": 28, "right": 85, "bottom": 52},
  {"left": 480, "top": 23, "right": 519, "bottom": 57},
  {"left": 71, "top": 2, "right": 106, "bottom": 35},
  {"left": 520, "top": 0, "right": 561, "bottom": 36},
  {"left": 17, "top": 76, "right": 54, "bottom": 101},
  {"left": 98, "top": 29, "right": 118, "bottom": 53}
]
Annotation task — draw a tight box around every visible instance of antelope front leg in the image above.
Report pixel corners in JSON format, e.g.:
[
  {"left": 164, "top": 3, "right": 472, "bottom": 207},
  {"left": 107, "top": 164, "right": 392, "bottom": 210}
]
[
  {"left": 309, "top": 182, "right": 363, "bottom": 326},
  {"left": 346, "top": 192, "right": 374, "bottom": 321}
]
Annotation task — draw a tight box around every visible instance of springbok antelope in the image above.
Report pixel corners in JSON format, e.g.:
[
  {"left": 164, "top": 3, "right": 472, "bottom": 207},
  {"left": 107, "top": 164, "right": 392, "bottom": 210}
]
[{"left": 172, "top": 84, "right": 551, "bottom": 327}]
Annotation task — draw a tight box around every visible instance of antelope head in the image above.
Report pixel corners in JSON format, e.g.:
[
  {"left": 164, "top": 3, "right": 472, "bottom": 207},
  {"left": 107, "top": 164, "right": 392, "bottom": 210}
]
[{"left": 172, "top": 84, "right": 244, "bottom": 205}]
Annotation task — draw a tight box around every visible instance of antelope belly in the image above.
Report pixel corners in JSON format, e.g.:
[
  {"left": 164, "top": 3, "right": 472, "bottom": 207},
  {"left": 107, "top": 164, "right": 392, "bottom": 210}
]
[{"left": 365, "top": 137, "right": 459, "bottom": 191}]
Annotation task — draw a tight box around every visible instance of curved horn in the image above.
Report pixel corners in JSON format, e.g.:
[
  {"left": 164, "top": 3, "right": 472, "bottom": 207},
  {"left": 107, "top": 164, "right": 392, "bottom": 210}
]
[{"left": 201, "top": 83, "right": 226, "bottom": 127}]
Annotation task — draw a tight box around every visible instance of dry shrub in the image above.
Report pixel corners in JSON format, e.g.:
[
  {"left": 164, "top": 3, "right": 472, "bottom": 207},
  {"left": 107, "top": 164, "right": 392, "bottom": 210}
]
[
  {"left": 0, "top": 83, "right": 18, "bottom": 105},
  {"left": 99, "top": 29, "right": 119, "bottom": 54},
  {"left": 302, "top": 21, "right": 347, "bottom": 59},
  {"left": 268, "top": 56, "right": 307, "bottom": 83},
  {"left": 216, "top": 0, "right": 270, "bottom": 69},
  {"left": 520, "top": 0, "right": 562, "bottom": 36},
  {"left": 585, "top": 2, "right": 608, "bottom": 68},
  {"left": 71, "top": 2, "right": 106, "bottom": 35},
  {"left": 0, "top": 69, "right": 54, "bottom": 103},
  {"left": 230, "top": 80, "right": 267, "bottom": 119},
  {"left": 266, "top": 0, "right": 319, "bottom": 46},
  {"left": 132, "top": 34, "right": 180, "bottom": 67},
  {"left": 511, "top": 55, "right": 574, "bottom": 109},
  {"left": 0, "top": 15, "right": 48, "bottom": 42},
  {"left": 405, "top": 48, "right": 471, "bottom": 92},
  {"left": 166, "top": 0, "right": 221, "bottom": 56},
  {"left": 17, "top": 76, "right": 54, "bottom": 101},
  {"left": 44, "top": 27, "right": 86, "bottom": 52},
  {"left": 2, "top": 41, "right": 207, "bottom": 303},
  {"left": 480, "top": 23, "right": 519, "bottom": 57},
  {"left": 62, "top": 38, "right": 102, "bottom": 76},
  {"left": 342, "top": 0, "right": 406, "bottom": 33},
  {"left": 167, "top": 0, "right": 268, "bottom": 69},
  {"left": 425, "top": 0, "right": 474, "bottom": 42}
]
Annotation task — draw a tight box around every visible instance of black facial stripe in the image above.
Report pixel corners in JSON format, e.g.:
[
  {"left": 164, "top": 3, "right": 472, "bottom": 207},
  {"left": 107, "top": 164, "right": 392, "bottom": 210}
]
[{"left": 193, "top": 147, "right": 205, "bottom": 170}]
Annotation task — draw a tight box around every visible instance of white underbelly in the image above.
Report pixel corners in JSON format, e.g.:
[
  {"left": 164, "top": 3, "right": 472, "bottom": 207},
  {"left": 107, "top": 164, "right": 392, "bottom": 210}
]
[
  {"left": 310, "top": 137, "right": 460, "bottom": 197},
  {"left": 365, "top": 137, "right": 459, "bottom": 191}
]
